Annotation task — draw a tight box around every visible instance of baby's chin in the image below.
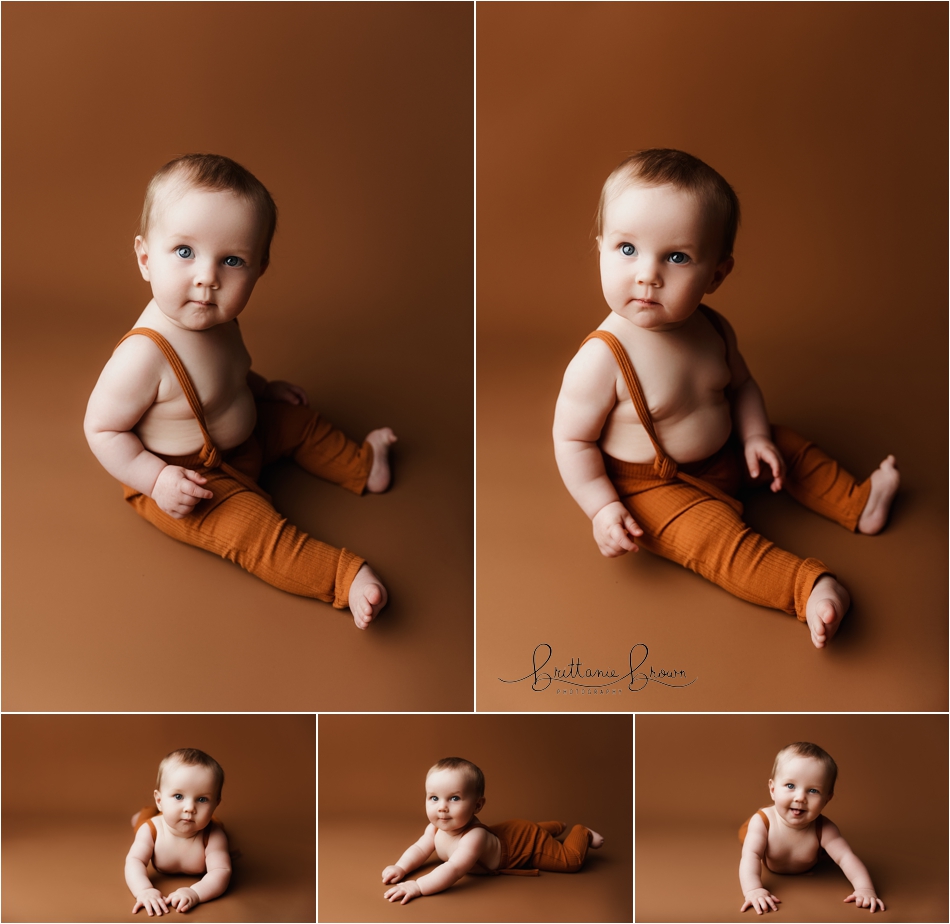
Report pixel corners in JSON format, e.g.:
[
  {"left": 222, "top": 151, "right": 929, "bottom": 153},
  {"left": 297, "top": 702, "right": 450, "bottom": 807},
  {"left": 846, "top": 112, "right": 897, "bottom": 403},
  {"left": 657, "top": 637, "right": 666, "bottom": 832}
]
[{"left": 616, "top": 305, "right": 694, "bottom": 332}]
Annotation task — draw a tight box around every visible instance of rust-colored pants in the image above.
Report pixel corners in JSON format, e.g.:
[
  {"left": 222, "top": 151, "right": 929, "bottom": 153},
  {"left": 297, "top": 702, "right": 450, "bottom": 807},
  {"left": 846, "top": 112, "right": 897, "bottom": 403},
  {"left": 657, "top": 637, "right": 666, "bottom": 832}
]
[
  {"left": 606, "top": 425, "right": 871, "bottom": 622},
  {"left": 125, "top": 401, "right": 373, "bottom": 609},
  {"left": 489, "top": 819, "right": 591, "bottom": 874}
]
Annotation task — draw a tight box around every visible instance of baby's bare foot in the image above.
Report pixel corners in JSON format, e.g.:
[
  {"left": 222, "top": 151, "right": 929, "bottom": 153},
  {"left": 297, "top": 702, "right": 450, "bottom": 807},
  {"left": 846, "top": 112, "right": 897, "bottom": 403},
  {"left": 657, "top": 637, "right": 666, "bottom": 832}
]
[
  {"left": 805, "top": 576, "right": 850, "bottom": 649},
  {"left": 348, "top": 563, "right": 388, "bottom": 629},
  {"left": 365, "top": 428, "right": 397, "bottom": 494},
  {"left": 857, "top": 455, "right": 899, "bottom": 535},
  {"left": 587, "top": 827, "right": 605, "bottom": 849}
]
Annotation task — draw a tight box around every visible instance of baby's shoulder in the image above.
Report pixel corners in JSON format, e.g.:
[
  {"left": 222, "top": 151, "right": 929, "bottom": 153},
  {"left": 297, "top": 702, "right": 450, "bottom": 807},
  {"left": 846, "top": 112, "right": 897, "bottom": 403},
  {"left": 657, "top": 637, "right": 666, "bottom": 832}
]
[{"left": 563, "top": 327, "right": 624, "bottom": 382}]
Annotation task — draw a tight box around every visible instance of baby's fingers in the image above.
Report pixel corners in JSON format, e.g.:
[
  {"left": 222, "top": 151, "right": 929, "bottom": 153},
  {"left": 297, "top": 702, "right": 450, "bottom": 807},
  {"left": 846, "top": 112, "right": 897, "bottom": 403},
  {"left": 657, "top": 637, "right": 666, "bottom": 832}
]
[
  {"left": 182, "top": 471, "right": 214, "bottom": 499},
  {"left": 621, "top": 510, "right": 643, "bottom": 538}
]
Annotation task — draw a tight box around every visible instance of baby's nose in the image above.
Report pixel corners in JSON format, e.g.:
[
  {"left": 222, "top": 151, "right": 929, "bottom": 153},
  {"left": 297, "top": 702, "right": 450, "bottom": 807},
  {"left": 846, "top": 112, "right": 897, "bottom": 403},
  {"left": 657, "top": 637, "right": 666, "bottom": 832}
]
[
  {"left": 194, "top": 261, "right": 219, "bottom": 288},
  {"left": 635, "top": 258, "right": 661, "bottom": 286}
]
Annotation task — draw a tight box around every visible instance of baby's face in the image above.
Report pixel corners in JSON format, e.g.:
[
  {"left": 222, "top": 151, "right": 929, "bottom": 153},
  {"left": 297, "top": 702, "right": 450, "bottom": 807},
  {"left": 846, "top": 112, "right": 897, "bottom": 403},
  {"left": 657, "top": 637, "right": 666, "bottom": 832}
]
[
  {"left": 134, "top": 184, "right": 267, "bottom": 332},
  {"left": 768, "top": 754, "right": 833, "bottom": 829},
  {"left": 154, "top": 761, "right": 220, "bottom": 838},
  {"left": 425, "top": 768, "right": 484, "bottom": 834},
  {"left": 599, "top": 182, "right": 733, "bottom": 331}
]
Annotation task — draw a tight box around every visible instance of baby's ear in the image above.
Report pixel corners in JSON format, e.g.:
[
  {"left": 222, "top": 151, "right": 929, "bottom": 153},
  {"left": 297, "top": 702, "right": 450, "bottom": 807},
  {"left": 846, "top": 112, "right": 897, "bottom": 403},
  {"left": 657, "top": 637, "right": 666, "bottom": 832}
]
[
  {"left": 474, "top": 796, "right": 486, "bottom": 814},
  {"left": 134, "top": 236, "right": 151, "bottom": 282},
  {"left": 705, "top": 256, "right": 734, "bottom": 294},
  {"left": 153, "top": 789, "right": 162, "bottom": 809}
]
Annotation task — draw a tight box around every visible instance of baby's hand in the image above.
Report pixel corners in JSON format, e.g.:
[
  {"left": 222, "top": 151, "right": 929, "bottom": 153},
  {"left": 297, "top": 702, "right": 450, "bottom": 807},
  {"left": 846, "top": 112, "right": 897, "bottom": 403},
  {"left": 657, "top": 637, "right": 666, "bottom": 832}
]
[
  {"left": 166, "top": 887, "right": 200, "bottom": 913},
  {"left": 381, "top": 865, "right": 405, "bottom": 884},
  {"left": 845, "top": 889, "right": 885, "bottom": 913},
  {"left": 740, "top": 888, "right": 782, "bottom": 915},
  {"left": 744, "top": 436, "right": 786, "bottom": 492},
  {"left": 384, "top": 879, "right": 422, "bottom": 904},
  {"left": 592, "top": 501, "right": 643, "bottom": 557},
  {"left": 262, "top": 379, "right": 309, "bottom": 405},
  {"left": 151, "top": 466, "right": 213, "bottom": 518},
  {"left": 132, "top": 888, "right": 169, "bottom": 916}
]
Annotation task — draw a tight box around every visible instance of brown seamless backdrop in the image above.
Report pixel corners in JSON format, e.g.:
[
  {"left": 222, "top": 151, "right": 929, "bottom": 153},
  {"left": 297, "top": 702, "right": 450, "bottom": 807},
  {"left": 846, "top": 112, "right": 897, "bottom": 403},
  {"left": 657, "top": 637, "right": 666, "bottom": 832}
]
[
  {"left": 318, "top": 713, "right": 633, "bottom": 922},
  {"left": 1, "top": 714, "right": 315, "bottom": 923},
  {"left": 476, "top": 1, "right": 948, "bottom": 712},
  {"left": 2, "top": 2, "right": 474, "bottom": 712},
  {"left": 636, "top": 714, "right": 949, "bottom": 922}
]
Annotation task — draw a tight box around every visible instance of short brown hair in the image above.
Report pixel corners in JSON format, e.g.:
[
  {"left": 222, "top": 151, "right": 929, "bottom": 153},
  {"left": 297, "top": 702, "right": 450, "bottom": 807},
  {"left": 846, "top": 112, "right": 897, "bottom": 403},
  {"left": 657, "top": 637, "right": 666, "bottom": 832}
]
[
  {"left": 771, "top": 742, "right": 837, "bottom": 794},
  {"left": 596, "top": 148, "right": 740, "bottom": 261},
  {"left": 427, "top": 757, "right": 485, "bottom": 799},
  {"left": 156, "top": 748, "right": 225, "bottom": 799},
  {"left": 140, "top": 153, "right": 278, "bottom": 267}
]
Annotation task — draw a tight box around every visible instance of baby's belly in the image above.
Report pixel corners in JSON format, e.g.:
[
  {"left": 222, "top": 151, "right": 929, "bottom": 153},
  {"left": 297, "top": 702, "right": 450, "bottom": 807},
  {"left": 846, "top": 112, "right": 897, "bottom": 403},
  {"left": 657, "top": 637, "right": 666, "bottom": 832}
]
[
  {"left": 600, "top": 402, "right": 733, "bottom": 464},
  {"left": 136, "top": 390, "right": 258, "bottom": 457}
]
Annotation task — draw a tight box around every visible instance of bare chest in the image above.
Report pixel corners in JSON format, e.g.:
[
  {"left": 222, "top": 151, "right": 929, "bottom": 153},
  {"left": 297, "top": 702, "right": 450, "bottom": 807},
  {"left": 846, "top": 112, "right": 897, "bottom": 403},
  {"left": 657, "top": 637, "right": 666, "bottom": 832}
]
[
  {"left": 153, "top": 325, "right": 252, "bottom": 416},
  {"left": 608, "top": 322, "right": 731, "bottom": 425},
  {"left": 152, "top": 821, "right": 208, "bottom": 875},
  {"left": 764, "top": 821, "right": 821, "bottom": 873},
  {"left": 434, "top": 827, "right": 502, "bottom": 873}
]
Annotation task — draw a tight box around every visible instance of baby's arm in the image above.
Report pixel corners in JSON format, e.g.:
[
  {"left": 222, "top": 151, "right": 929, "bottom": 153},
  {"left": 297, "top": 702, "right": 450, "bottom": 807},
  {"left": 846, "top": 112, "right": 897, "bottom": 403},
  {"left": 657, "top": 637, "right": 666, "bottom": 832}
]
[
  {"left": 165, "top": 824, "right": 232, "bottom": 914},
  {"left": 84, "top": 339, "right": 213, "bottom": 517},
  {"left": 713, "top": 311, "right": 785, "bottom": 492},
  {"left": 381, "top": 824, "right": 436, "bottom": 886},
  {"left": 821, "top": 820, "right": 885, "bottom": 913},
  {"left": 553, "top": 342, "right": 643, "bottom": 557},
  {"left": 384, "top": 827, "right": 487, "bottom": 905},
  {"left": 738, "top": 815, "right": 782, "bottom": 915},
  {"left": 126, "top": 823, "right": 168, "bottom": 916}
]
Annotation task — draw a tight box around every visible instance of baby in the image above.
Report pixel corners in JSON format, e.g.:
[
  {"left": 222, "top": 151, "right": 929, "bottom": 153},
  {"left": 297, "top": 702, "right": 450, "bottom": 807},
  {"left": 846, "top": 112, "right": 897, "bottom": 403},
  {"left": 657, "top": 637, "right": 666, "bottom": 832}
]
[
  {"left": 84, "top": 154, "right": 396, "bottom": 628},
  {"left": 738, "top": 742, "right": 884, "bottom": 914},
  {"left": 125, "top": 748, "right": 231, "bottom": 916},
  {"left": 553, "top": 149, "right": 899, "bottom": 647},
  {"left": 381, "top": 757, "right": 603, "bottom": 904}
]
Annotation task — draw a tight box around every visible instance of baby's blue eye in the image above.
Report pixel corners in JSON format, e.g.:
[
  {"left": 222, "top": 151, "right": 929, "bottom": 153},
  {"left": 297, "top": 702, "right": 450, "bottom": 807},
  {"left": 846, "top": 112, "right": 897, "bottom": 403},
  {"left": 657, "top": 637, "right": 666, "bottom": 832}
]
[
  {"left": 429, "top": 796, "right": 438, "bottom": 801},
  {"left": 450, "top": 796, "right": 460, "bottom": 801},
  {"left": 668, "top": 252, "right": 689, "bottom": 264},
  {"left": 620, "top": 243, "right": 636, "bottom": 257},
  {"left": 785, "top": 783, "right": 795, "bottom": 789},
  {"left": 174, "top": 794, "right": 184, "bottom": 800},
  {"left": 223, "top": 256, "right": 243, "bottom": 267},
  {"left": 197, "top": 797, "right": 209, "bottom": 803},
  {"left": 176, "top": 246, "right": 193, "bottom": 259}
]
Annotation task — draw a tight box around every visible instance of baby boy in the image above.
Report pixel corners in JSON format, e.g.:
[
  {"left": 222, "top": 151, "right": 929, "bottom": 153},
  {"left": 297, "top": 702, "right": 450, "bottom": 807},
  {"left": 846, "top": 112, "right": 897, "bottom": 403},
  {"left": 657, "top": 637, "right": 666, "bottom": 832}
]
[
  {"left": 739, "top": 741, "right": 884, "bottom": 914},
  {"left": 125, "top": 748, "right": 230, "bottom": 916},
  {"left": 553, "top": 149, "right": 899, "bottom": 646},
  {"left": 84, "top": 154, "right": 395, "bottom": 628},
  {"left": 382, "top": 756, "right": 603, "bottom": 904}
]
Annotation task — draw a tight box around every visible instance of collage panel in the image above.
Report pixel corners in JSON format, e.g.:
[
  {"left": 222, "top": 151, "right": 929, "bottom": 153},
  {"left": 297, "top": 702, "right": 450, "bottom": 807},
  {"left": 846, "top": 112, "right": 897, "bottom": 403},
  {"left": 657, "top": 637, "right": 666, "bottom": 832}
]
[
  {"left": 2, "top": 1, "right": 473, "bottom": 715},
  {"left": 318, "top": 713, "right": 632, "bottom": 922},
  {"left": 476, "top": 2, "right": 946, "bottom": 713},
  {"left": 1, "top": 713, "right": 315, "bottom": 923},
  {"left": 635, "top": 713, "right": 949, "bottom": 922}
]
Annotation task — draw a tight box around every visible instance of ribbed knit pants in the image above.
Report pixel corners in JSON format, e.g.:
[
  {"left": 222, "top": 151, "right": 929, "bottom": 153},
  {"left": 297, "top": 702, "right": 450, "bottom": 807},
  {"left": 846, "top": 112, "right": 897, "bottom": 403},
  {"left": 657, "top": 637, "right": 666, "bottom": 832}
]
[
  {"left": 605, "top": 425, "right": 871, "bottom": 621},
  {"left": 489, "top": 820, "right": 591, "bottom": 874},
  {"left": 124, "top": 401, "right": 372, "bottom": 609}
]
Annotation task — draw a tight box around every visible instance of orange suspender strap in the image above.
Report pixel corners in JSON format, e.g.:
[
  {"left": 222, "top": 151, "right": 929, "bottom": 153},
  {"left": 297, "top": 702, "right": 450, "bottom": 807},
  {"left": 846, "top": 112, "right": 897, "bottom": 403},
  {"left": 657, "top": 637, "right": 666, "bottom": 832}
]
[
  {"left": 115, "top": 328, "right": 222, "bottom": 469},
  {"left": 582, "top": 328, "right": 743, "bottom": 514},
  {"left": 114, "top": 328, "right": 269, "bottom": 499}
]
